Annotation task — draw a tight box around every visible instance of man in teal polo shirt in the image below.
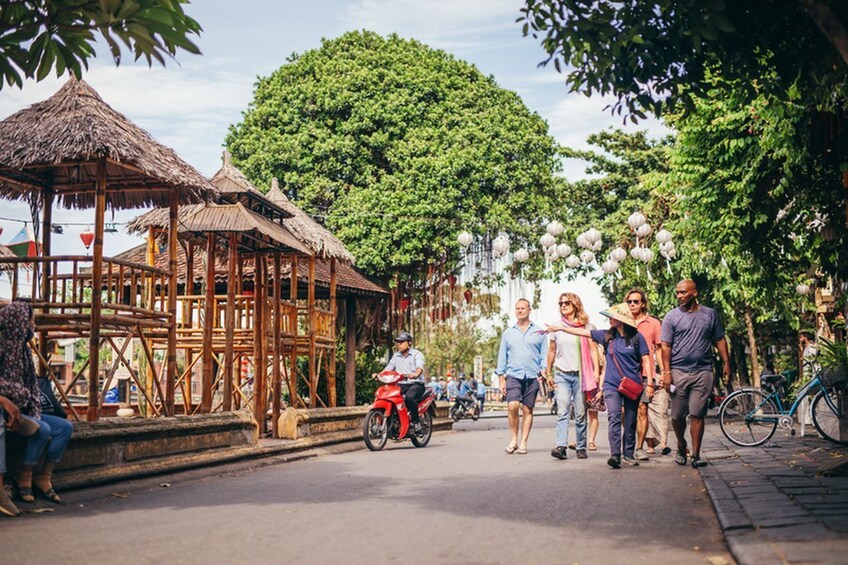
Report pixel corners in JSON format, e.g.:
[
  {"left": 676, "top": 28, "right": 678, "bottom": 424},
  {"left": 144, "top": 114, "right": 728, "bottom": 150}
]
[{"left": 496, "top": 298, "right": 548, "bottom": 455}]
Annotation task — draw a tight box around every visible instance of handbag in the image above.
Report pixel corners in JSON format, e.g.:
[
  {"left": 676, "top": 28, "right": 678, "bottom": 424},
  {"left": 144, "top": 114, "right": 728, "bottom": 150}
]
[
  {"left": 610, "top": 350, "right": 644, "bottom": 401},
  {"left": 38, "top": 377, "right": 67, "bottom": 419}
]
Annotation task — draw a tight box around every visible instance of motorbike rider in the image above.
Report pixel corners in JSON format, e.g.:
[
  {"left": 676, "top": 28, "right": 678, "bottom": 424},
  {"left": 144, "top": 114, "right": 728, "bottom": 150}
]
[{"left": 379, "top": 331, "right": 426, "bottom": 433}]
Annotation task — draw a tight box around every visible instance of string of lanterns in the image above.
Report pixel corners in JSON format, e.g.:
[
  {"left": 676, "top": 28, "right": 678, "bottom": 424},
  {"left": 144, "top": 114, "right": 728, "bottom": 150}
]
[{"left": 456, "top": 211, "right": 679, "bottom": 280}]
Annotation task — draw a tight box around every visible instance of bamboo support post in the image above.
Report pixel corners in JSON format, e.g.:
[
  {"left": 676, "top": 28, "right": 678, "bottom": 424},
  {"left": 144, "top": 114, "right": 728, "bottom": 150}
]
[
  {"left": 87, "top": 158, "right": 107, "bottom": 421},
  {"left": 328, "top": 257, "right": 337, "bottom": 407},
  {"left": 272, "top": 253, "right": 282, "bottom": 437},
  {"left": 308, "top": 256, "right": 317, "bottom": 406},
  {"left": 201, "top": 233, "right": 215, "bottom": 412},
  {"left": 223, "top": 233, "right": 237, "bottom": 411},
  {"left": 165, "top": 187, "right": 179, "bottom": 415}
]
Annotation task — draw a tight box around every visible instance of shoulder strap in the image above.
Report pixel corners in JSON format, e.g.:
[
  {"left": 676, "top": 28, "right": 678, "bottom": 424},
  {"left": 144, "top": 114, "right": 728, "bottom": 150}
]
[{"left": 610, "top": 347, "right": 626, "bottom": 381}]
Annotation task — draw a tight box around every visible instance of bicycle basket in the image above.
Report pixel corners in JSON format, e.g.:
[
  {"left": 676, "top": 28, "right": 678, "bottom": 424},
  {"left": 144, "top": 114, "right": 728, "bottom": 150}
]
[{"left": 820, "top": 365, "right": 848, "bottom": 389}]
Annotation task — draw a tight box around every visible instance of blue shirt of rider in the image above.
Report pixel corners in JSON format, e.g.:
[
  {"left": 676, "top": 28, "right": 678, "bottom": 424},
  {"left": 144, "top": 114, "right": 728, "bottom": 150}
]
[{"left": 384, "top": 348, "right": 425, "bottom": 382}]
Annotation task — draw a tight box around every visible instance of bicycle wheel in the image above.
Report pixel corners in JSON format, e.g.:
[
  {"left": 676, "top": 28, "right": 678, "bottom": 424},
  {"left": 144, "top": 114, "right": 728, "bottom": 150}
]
[
  {"left": 811, "top": 388, "right": 848, "bottom": 445},
  {"left": 718, "top": 389, "right": 779, "bottom": 447}
]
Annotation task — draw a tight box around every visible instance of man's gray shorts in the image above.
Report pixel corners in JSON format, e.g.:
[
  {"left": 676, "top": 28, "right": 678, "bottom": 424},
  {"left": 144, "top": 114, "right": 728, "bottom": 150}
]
[
  {"left": 670, "top": 368, "right": 713, "bottom": 419},
  {"left": 505, "top": 376, "right": 540, "bottom": 409}
]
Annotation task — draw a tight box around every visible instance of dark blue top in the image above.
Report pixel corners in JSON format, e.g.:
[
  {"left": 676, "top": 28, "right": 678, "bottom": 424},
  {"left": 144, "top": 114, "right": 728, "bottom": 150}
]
[
  {"left": 661, "top": 305, "right": 725, "bottom": 372},
  {"left": 590, "top": 329, "right": 648, "bottom": 391}
]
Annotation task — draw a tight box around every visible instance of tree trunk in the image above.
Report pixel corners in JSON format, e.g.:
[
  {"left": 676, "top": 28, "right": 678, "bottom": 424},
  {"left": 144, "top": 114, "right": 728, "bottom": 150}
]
[
  {"left": 744, "top": 305, "right": 761, "bottom": 388},
  {"left": 800, "top": 0, "right": 848, "bottom": 66},
  {"left": 729, "top": 332, "right": 750, "bottom": 389}
]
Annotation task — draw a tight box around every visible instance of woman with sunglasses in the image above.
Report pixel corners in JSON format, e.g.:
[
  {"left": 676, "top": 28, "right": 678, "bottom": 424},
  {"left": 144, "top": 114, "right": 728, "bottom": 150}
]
[
  {"left": 545, "top": 293, "right": 600, "bottom": 459},
  {"left": 547, "top": 303, "right": 653, "bottom": 469}
]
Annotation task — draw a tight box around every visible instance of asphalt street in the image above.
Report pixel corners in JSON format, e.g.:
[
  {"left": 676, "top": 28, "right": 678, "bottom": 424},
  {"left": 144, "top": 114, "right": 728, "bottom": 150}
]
[{"left": 0, "top": 412, "right": 733, "bottom": 564}]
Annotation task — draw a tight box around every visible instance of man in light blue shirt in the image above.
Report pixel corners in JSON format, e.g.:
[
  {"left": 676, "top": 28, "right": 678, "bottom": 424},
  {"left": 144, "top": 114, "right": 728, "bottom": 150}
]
[
  {"left": 380, "top": 331, "right": 426, "bottom": 432},
  {"left": 495, "top": 298, "right": 548, "bottom": 455}
]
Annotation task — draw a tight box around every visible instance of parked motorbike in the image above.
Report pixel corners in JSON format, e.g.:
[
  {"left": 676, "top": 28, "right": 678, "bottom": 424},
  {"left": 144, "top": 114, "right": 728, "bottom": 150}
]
[
  {"left": 362, "top": 371, "right": 436, "bottom": 451},
  {"left": 449, "top": 394, "right": 480, "bottom": 422}
]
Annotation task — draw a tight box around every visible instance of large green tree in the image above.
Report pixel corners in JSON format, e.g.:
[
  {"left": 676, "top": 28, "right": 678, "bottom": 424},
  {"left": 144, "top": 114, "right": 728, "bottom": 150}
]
[
  {"left": 226, "top": 31, "right": 560, "bottom": 281},
  {"left": 0, "top": 0, "right": 202, "bottom": 89}
]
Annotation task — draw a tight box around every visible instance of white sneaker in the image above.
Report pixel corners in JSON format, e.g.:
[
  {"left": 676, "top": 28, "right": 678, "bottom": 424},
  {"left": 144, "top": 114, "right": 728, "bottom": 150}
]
[{"left": 634, "top": 448, "right": 650, "bottom": 461}]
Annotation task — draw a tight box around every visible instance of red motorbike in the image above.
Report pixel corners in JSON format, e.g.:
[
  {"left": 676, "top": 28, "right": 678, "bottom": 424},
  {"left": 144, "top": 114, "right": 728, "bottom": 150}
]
[{"left": 362, "top": 371, "right": 436, "bottom": 451}]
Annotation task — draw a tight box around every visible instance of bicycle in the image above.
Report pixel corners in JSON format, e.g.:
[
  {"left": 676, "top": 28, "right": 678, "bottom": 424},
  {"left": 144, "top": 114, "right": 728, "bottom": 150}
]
[{"left": 718, "top": 365, "right": 848, "bottom": 447}]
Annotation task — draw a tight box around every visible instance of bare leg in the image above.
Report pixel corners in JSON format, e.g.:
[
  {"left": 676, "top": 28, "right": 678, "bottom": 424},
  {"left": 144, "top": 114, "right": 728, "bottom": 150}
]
[
  {"left": 507, "top": 400, "right": 520, "bottom": 448},
  {"left": 689, "top": 416, "right": 705, "bottom": 457},
  {"left": 672, "top": 417, "right": 687, "bottom": 451},
  {"left": 519, "top": 404, "right": 534, "bottom": 449},
  {"left": 588, "top": 410, "right": 599, "bottom": 446},
  {"left": 636, "top": 403, "right": 648, "bottom": 449}
]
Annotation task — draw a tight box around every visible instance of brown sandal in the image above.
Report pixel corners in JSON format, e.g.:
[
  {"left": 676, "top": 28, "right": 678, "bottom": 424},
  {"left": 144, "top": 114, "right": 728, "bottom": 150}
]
[
  {"left": 588, "top": 442, "right": 597, "bottom": 451},
  {"left": 34, "top": 485, "right": 61, "bottom": 504}
]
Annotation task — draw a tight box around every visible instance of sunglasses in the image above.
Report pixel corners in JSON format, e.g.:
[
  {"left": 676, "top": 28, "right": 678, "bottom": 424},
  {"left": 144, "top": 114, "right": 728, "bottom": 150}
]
[
  {"left": 558, "top": 300, "right": 572, "bottom": 306},
  {"left": 626, "top": 299, "right": 642, "bottom": 304}
]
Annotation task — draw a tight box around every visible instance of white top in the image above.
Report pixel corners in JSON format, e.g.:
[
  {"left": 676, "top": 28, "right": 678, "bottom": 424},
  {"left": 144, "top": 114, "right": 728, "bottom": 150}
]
[{"left": 549, "top": 329, "right": 582, "bottom": 373}]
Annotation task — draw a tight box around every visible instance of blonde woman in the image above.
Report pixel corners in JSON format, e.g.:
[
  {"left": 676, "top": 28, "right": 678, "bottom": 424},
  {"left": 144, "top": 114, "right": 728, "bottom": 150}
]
[{"left": 546, "top": 292, "right": 600, "bottom": 459}]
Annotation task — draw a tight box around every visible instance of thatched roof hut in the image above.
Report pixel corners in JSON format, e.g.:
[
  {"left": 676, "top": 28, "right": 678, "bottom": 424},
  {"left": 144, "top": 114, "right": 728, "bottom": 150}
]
[
  {"left": 0, "top": 78, "right": 214, "bottom": 209},
  {"left": 211, "top": 156, "right": 354, "bottom": 263},
  {"left": 264, "top": 178, "right": 354, "bottom": 263},
  {"left": 211, "top": 152, "right": 293, "bottom": 222}
]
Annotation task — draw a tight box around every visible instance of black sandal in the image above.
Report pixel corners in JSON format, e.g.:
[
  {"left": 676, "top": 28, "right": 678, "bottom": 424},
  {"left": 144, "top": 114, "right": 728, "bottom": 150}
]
[
  {"left": 34, "top": 485, "right": 61, "bottom": 504},
  {"left": 674, "top": 442, "right": 688, "bottom": 466},
  {"left": 14, "top": 482, "right": 34, "bottom": 503}
]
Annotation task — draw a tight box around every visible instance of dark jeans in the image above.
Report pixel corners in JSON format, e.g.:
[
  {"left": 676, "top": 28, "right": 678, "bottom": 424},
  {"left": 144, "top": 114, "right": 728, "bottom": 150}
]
[
  {"left": 403, "top": 382, "right": 425, "bottom": 424},
  {"left": 604, "top": 389, "right": 638, "bottom": 458}
]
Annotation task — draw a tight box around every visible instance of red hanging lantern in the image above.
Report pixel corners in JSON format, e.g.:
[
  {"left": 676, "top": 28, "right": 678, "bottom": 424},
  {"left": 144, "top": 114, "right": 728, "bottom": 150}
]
[
  {"left": 447, "top": 275, "right": 457, "bottom": 289},
  {"left": 463, "top": 289, "right": 472, "bottom": 304},
  {"left": 79, "top": 227, "right": 94, "bottom": 250},
  {"left": 0, "top": 226, "right": 3, "bottom": 237},
  {"left": 399, "top": 298, "right": 410, "bottom": 312}
]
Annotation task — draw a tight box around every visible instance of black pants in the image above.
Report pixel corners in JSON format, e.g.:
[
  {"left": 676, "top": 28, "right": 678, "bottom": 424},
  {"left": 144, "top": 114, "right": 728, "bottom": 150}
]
[{"left": 403, "top": 382, "right": 425, "bottom": 424}]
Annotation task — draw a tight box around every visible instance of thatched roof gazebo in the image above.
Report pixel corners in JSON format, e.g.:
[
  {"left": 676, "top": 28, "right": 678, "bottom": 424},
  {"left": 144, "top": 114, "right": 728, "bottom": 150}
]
[{"left": 0, "top": 78, "right": 215, "bottom": 421}]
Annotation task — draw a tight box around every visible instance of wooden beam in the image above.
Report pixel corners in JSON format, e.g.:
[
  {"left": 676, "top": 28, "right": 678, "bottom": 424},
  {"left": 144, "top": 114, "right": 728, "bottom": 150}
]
[
  {"left": 289, "top": 257, "right": 298, "bottom": 407},
  {"left": 165, "top": 186, "right": 179, "bottom": 415},
  {"left": 328, "top": 257, "right": 337, "bottom": 407},
  {"left": 201, "top": 233, "right": 215, "bottom": 413},
  {"left": 308, "top": 255, "right": 317, "bottom": 407},
  {"left": 272, "top": 253, "right": 282, "bottom": 437},
  {"left": 87, "top": 158, "right": 107, "bottom": 421},
  {"left": 345, "top": 298, "right": 356, "bottom": 407},
  {"left": 253, "top": 254, "right": 267, "bottom": 432},
  {"left": 223, "top": 233, "right": 237, "bottom": 412}
]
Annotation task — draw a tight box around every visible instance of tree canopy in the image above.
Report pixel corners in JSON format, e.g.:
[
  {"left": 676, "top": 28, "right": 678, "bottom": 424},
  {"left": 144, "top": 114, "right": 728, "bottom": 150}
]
[
  {"left": 0, "top": 0, "right": 202, "bottom": 90},
  {"left": 226, "top": 30, "right": 560, "bottom": 281},
  {"left": 520, "top": 0, "right": 848, "bottom": 119}
]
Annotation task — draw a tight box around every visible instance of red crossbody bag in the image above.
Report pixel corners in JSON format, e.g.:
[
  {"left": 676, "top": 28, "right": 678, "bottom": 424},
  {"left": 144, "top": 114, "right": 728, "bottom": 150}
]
[{"left": 610, "top": 349, "right": 644, "bottom": 401}]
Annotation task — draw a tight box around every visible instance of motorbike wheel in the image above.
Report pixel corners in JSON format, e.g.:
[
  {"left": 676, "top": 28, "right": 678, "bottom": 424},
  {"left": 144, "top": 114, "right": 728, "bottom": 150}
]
[
  {"left": 449, "top": 406, "right": 461, "bottom": 422},
  {"left": 362, "top": 409, "right": 389, "bottom": 451},
  {"left": 411, "top": 412, "right": 433, "bottom": 447},
  {"left": 471, "top": 405, "right": 480, "bottom": 421}
]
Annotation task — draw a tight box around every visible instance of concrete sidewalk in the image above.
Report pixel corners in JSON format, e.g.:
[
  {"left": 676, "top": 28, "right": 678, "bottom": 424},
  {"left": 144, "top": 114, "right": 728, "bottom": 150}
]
[{"left": 698, "top": 420, "right": 848, "bottom": 564}]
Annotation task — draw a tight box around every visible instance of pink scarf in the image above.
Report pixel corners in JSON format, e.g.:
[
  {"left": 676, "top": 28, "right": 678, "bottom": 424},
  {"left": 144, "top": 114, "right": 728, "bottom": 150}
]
[{"left": 561, "top": 316, "right": 597, "bottom": 394}]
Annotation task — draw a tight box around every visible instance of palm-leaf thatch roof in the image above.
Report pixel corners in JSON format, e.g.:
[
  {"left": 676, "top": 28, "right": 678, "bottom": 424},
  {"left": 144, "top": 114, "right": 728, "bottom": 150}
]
[
  {"left": 264, "top": 178, "right": 354, "bottom": 263},
  {"left": 126, "top": 202, "right": 311, "bottom": 255},
  {"left": 0, "top": 78, "right": 214, "bottom": 210},
  {"left": 211, "top": 152, "right": 293, "bottom": 221},
  {"left": 113, "top": 243, "right": 387, "bottom": 297}
]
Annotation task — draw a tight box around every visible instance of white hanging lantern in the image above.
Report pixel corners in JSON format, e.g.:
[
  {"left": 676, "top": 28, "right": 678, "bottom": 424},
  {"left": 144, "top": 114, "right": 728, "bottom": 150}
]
[
  {"left": 546, "top": 220, "right": 564, "bottom": 236},
  {"left": 630, "top": 247, "right": 642, "bottom": 260},
  {"left": 585, "top": 228, "right": 602, "bottom": 244},
  {"left": 576, "top": 232, "right": 589, "bottom": 249},
  {"left": 592, "top": 239, "right": 603, "bottom": 251},
  {"left": 565, "top": 254, "right": 581, "bottom": 268},
  {"left": 659, "top": 240, "right": 675, "bottom": 253},
  {"left": 579, "top": 250, "right": 595, "bottom": 264},
  {"left": 655, "top": 229, "right": 672, "bottom": 244},
  {"left": 457, "top": 231, "right": 474, "bottom": 247},
  {"left": 635, "top": 223, "right": 653, "bottom": 238},
  {"left": 513, "top": 248, "right": 530, "bottom": 263},
  {"left": 601, "top": 260, "right": 619, "bottom": 274},
  {"left": 795, "top": 283, "right": 811, "bottom": 296},
  {"left": 492, "top": 236, "right": 509, "bottom": 257},
  {"left": 540, "top": 233, "right": 556, "bottom": 248},
  {"left": 664, "top": 248, "right": 677, "bottom": 259},
  {"left": 627, "top": 211, "right": 646, "bottom": 230},
  {"left": 556, "top": 243, "right": 572, "bottom": 258},
  {"left": 546, "top": 248, "right": 559, "bottom": 261},
  {"left": 610, "top": 247, "right": 627, "bottom": 262},
  {"left": 640, "top": 248, "right": 655, "bottom": 263}
]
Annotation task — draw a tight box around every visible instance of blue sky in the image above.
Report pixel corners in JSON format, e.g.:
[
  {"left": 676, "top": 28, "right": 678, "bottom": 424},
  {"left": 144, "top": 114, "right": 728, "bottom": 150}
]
[{"left": 0, "top": 0, "right": 668, "bottom": 322}]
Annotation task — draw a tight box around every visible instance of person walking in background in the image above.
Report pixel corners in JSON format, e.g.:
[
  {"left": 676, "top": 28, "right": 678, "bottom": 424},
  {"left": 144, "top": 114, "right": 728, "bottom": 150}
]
[
  {"left": 475, "top": 378, "right": 486, "bottom": 413},
  {"left": 496, "top": 299, "right": 548, "bottom": 455},
  {"left": 625, "top": 288, "right": 668, "bottom": 460},
  {"left": 546, "top": 292, "right": 599, "bottom": 461},
  {"left": 661, "top": 280, "right": 730, "bottom": 468},
  {"left": 799, "top": 331, "right": 818, "bottom": 379},
  {"left": 547, "top": 302, "right": 653, "bottom": 469}
]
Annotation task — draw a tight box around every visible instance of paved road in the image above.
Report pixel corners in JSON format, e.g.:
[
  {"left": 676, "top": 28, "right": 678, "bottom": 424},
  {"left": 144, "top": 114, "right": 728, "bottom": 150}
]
[{"left": 1, "top": 413, "right": 732, "bottom": 564}]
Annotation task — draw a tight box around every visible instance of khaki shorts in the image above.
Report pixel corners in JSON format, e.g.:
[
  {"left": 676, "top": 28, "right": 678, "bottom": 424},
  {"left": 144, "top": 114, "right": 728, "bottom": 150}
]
[{"left": 670, "top": 369, "right": 713, "bottom": 419}]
